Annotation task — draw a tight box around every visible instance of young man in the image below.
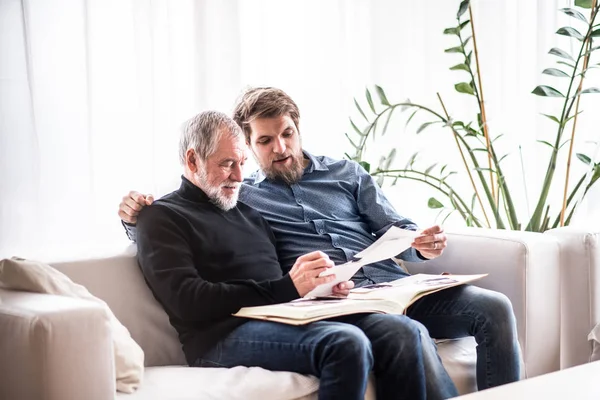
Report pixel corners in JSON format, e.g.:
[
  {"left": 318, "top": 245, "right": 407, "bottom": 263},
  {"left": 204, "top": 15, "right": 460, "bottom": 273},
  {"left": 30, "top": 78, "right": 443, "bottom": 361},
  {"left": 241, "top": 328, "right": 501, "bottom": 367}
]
[
  {"left": 121, "top": 88, "right": 521, "bottom": 391},
  {"left": 135, "top": 110, "right": 458, "bottom": 400}
]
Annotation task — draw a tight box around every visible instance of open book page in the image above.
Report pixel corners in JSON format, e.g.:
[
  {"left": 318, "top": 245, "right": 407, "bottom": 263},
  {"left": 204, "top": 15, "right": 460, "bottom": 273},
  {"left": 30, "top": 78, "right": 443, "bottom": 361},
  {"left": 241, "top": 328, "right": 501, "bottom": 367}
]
[
  {"left": 348, "top": 273, "right": 488, "bottom": 309},
  {"left": 233, "top": 273, "right": 486, "bottom": 325},
  {"left": 304, "top": 227, "right": 419, "bottom": 298}
]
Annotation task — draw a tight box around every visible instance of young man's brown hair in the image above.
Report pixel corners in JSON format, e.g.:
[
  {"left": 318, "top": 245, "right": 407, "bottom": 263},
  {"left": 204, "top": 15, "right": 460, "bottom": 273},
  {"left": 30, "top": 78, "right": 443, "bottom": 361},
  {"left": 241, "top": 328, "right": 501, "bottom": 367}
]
[{"left": 232, "top": 87, "right": 301, "bottom": 142}]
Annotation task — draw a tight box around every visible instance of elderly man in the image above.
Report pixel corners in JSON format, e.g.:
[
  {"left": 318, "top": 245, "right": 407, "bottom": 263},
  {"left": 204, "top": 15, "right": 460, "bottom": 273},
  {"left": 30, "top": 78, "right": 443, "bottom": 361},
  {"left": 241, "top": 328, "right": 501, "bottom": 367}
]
[
  {"left": 122, "top": 88, "right": 521, "bottom": 392},
  {"left": 135, "top": 110, "right": 457, "bottom": 400}
]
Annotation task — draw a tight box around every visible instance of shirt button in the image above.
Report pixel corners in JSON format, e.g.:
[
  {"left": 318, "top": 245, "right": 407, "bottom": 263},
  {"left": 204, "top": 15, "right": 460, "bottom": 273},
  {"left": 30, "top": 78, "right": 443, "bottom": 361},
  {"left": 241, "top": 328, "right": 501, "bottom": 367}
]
[
  {"left": 298, "top": 199, "right": 303, "bottom": 204},
  {"left": 319, "top": 229, "right": 324, "bottom": 234}
]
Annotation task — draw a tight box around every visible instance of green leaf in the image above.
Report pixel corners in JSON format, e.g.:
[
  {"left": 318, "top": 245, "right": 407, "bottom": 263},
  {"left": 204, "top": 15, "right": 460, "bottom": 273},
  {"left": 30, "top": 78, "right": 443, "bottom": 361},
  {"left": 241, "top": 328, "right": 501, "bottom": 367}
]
[
  {"left": 459, "top": 20, "right": 470, "bottom": 31},
  {"left": 344, "top": 152, "right": 352, "bottom": 160},
  {"left": 455, "top": 82, "right": 475, "bottom": 95},
  {"left": 354, "top": 99, "right": 368, "bottom": 122},
  {"left": 532, "top": 85, "right": 565, "bottom": 97},
  {"left": 577, "top": 153, "right": 592, "bottom": 165},
  {"left": 417, "top": 121, "right": 437, "bottom": 134},
  {"left": 450, "top": 63, "right": 470, "bottom": 72},
  {"left": 592, "top": 29, "right": 600, "bottom": 38},
  {"left": 498, "top": 154, "right": 510, "bottom": 164},
  {"left": 542, "top": 68, "right": 570, "bottom": 77},
  {"left": 492, "top": 133, "right": 504, "bottom": 143},
  {"left": 560, "top": 8, "right": 588, "bottom": 23},
  {"left": 349, "top": 118, "right": 362, "bottom": 136},
  {"left": 428, "top": 197, "right": 444, "bottom": 209},
  {"left": 443, "top": 27, "right": 459, "bottom": 35},
  {"left": 549, "top": 47, "right": 574, "bottom": 61},
  {"left": 440, "top": 165, "right": 448, "bottom": 175},
  {"left": 405, "top": 152, "right": 418, "bottom": 169},
  {"left": 365, "top": 89, "right": 376, "bottom": 113},
  {"left": 358, "top": 161, "right": 371, "bottom": 173},
  {"left": 381, "top": 108, "right": 395, "bottom": 136},
  {"left": 405, "top": 109, "right": 419, "bottom": 127},
  {"left": 424, "top": 163, "right": 438, "bottom": 175},
  {"left": 399, "top": 98, "right": 412, "bottom": 112},
  {"left": 542, "top": 114, "right": 561, "bottom": 124},
  {"left": 580, "top": 87, "right": 600, "bottom": 94},
  {"left": 565, "top": 110, "right": 584, "bottom": 124},
  {"left": 557, "top": 61, "right": 576, "bottom": 69},
  {"left": 575, "top": 0, "right": 593, "bottom": 8},
  {"left": 457, "top": 0, "right": 470, "bottom": 18},
  {"left": 466, "top": 50, "right": 473, "bottom": 65},
  {"left": 440, "top": 171, "right": 457, "bottom": 183},
  {"left": 537, "top": 140, "right": 556, "bottom": 149},
  {"left": 556, "top": 27, "right": 584, "bottom": 41},
  {"left": 475, "top": 167, "right": 496, "bottom": 173},
  {"left": 463, "top": 36, "right": 472, "bottom": 47},
  {"left": 375, "top": 85, "right": 390, "bottom": 106},
  {"left": 344, "top": 133, "right": 359, "bottom": 149},
  {"left": 384, "top": 148, "right": 397, "bottom": 170},
  {"left": 445, "top": 46, "right": 463, "bottom": 53}
]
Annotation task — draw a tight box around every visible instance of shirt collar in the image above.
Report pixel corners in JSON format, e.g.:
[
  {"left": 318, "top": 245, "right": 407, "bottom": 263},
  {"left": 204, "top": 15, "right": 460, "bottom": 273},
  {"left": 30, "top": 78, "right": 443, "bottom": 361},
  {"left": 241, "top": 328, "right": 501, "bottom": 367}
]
[{"left": 250, "top": 150, "right": 328, "bottom": 185}]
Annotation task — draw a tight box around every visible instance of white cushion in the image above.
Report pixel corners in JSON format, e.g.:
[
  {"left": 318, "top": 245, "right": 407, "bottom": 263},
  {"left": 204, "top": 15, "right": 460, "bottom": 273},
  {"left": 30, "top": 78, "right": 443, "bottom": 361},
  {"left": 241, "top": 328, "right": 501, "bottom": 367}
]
[
  {"left": 0, "top": 257, "right": 145, "bottom": 393},
  {"left": 116, "top": 366, "right": 321, "bottom": 400}
]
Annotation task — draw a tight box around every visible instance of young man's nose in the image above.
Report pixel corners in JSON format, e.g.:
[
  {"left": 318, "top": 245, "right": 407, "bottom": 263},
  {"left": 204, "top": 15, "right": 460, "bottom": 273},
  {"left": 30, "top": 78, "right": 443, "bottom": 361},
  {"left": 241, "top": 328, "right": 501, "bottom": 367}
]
[{"left": 273, "top": 137, "right": 286, "bottom": 154}]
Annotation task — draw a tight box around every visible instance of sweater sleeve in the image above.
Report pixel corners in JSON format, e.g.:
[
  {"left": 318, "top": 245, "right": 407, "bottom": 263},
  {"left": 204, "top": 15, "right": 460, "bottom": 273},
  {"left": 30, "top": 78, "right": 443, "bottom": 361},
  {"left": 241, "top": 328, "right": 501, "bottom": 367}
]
[
  {"left": 121, "top": 220, "right": 138, "bottom": 242},
  {"left": 136, "top": 205, "right": 299, "bottom": 323}
]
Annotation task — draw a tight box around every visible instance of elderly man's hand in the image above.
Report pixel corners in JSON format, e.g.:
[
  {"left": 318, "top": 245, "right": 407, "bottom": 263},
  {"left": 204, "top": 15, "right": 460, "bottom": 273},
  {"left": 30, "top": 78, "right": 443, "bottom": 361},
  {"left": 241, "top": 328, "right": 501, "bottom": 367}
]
[
  {"left": 331, "top": 280, "right": 355, "bottom": 297},
  {"left": 118, "top": 191, "right": 154, "bottom": 224},
  {"left": 411, "top": 225, "right": 447, "bottom": 260},
  {"left": 289, "top": 251, "right": 338, "bottom": 297}
]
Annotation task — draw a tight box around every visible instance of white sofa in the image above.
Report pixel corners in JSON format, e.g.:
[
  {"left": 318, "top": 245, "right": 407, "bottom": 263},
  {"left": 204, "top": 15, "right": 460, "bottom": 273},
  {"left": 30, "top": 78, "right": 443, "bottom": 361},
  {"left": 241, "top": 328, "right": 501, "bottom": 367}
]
[{"left": 0, "top": 228, "right": 562, "bottom": 400}]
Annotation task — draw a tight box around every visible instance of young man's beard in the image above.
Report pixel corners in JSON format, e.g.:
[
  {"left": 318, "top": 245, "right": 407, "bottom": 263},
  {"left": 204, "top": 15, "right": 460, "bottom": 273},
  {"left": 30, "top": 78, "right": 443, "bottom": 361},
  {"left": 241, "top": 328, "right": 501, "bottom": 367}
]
[
  {"left": 195, "top": 169, "right": 239, "bottom": 211},
  {"left": 262, "top": 152, "right": 304, "bottom": 185}
]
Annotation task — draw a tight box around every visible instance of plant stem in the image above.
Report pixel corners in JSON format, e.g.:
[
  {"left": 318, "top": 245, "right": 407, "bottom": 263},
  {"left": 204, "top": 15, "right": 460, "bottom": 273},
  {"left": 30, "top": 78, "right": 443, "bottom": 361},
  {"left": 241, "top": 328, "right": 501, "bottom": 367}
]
[
  {"left": 454, "top": 131, "right": 507, "bottom": 229},
  {"left": 468, "top": 4, "right": 496, "bottom": 205},
  {"left": 437, "top": 93, "right": 491, "bottom": 227},
  {"left": 526, "top": 4, "right": 600, "bottom": 231},
  {"left": 551, "top": 173, "right": 586, "bottom": 229},
  {"left": 373, "top": 170, "right": 484, "bottom": 227},
  {"left": 559, "top": 0, "right": 598, "bottom": 227}
]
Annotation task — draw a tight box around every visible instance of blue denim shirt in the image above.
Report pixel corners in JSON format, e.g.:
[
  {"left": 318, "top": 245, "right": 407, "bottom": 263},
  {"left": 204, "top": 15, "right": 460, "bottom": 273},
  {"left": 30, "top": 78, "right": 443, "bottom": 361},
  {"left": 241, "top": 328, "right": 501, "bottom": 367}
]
[{"left": 239, "top": 151, "right": 422, "bottom": 286}]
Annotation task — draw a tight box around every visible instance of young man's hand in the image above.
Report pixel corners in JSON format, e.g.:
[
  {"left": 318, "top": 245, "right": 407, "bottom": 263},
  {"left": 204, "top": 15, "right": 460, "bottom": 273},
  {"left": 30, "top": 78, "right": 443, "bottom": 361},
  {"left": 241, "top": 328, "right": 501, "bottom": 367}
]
[
  {"left": 411, "top": 225, "right": 447, "bottom": 260},
  {"left": 118, "top": 191, "right": 154, "bottom": 224}
]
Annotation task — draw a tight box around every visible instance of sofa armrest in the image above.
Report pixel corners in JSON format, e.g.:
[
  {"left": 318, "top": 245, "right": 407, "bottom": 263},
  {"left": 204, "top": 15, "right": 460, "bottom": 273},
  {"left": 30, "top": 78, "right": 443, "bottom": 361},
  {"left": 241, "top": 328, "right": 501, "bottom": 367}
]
[
  {"left": 545, "top": 227, "right": 600, "bottom": 368},
  {"left": 405, "top": 228, "right": 561, "bottom": 378},
  {"left": 0, "top": 288, "right": 115, "bottom": 400}
]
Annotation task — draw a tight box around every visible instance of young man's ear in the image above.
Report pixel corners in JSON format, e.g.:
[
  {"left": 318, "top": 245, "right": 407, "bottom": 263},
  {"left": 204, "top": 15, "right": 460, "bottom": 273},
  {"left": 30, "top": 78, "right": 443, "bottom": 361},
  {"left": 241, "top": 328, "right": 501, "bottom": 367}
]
[{"left": 185, "top": 149, "right": 199, "bottom": 173}]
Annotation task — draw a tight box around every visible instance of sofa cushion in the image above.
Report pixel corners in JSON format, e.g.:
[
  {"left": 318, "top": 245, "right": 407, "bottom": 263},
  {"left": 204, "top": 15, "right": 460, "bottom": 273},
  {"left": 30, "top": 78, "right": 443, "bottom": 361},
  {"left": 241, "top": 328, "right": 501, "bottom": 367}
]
[{"left": 116, "top": 366, "right": 325, "bottom": 400}]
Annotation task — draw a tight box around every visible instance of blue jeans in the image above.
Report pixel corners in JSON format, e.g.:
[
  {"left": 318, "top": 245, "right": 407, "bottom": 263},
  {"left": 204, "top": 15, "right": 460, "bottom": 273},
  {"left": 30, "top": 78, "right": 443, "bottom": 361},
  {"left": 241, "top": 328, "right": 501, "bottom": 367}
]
[
  {"left": 194, "top": 313, "right": 458, "bottom": 400},
  {"left": 406, "top": 284, "right": 521, "bottom": 389}
]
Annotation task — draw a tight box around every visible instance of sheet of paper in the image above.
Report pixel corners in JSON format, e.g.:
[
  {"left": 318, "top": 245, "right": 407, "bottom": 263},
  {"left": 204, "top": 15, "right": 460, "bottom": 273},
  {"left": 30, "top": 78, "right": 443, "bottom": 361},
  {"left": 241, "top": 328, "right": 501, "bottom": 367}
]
[
  {"left": 304, "top": 227, "right": 419, "bottom": 298},
  {"left": 353, "top": 227, "right": 419, "bottom": 265}
]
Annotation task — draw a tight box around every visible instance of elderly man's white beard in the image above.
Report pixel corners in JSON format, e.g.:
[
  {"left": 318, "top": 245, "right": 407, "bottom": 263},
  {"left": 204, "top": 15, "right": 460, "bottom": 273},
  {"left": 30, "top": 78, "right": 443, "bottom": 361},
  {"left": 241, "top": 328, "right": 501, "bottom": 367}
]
[{"left": 195, "top": 170, "right": 240, "bottom": 211}]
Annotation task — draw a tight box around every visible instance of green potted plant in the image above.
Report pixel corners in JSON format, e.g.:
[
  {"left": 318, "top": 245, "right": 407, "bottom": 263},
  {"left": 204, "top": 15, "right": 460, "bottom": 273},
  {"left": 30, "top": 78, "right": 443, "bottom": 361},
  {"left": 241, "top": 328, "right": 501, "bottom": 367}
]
[{"left": 347, "top": 0, "right": 600, "bottom": 232}]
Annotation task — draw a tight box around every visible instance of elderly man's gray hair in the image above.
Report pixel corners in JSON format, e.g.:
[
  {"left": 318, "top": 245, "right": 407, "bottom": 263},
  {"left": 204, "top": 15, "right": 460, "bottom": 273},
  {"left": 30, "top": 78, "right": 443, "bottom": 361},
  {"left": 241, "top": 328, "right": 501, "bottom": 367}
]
[{"left": 179, "top": 111, "right": 242, "bottom": 165}]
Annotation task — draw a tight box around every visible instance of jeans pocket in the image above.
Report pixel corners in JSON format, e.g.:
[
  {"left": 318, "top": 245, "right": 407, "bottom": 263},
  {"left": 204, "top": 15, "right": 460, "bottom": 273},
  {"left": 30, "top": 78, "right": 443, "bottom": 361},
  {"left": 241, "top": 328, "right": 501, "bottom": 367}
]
[{"left": 194, "top": 342, "right": 225, "bottom": 368}]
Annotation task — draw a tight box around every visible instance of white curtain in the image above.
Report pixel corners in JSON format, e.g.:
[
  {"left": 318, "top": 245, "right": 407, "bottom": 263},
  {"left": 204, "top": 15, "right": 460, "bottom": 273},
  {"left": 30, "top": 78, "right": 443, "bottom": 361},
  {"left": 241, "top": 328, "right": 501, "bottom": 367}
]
[{"left": 1, "top": 0, "right": 598, "bottom": 259}]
